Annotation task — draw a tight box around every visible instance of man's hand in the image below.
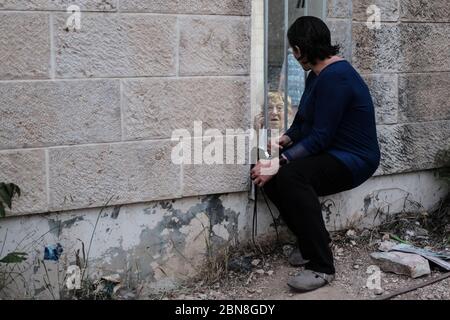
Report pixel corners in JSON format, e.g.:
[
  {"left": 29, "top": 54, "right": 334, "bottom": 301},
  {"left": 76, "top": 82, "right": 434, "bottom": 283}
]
[
  {"left": 268, "top": 135, "right": 292, "bottom": 155},
  {"left": 251, "top": 158, "right": 280, "bottom": 187}
]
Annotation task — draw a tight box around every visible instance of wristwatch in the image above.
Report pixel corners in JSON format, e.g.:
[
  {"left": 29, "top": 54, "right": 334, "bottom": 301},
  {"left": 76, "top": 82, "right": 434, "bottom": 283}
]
[{"left": 279, "top": 155, "right": 288, "bottom": 166}]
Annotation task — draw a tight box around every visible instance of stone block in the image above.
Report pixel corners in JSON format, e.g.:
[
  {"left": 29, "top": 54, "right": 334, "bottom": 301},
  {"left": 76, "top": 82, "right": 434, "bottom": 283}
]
[
  {"left": 352, "top": 22, "right": 400, "bottom": 73},
  {"left": 399, "top": 73, "right": 450, "bottom": 123},
  {"left": 376, "top": 121, "right": 450, "bottom": 175},
  {"left": 180, "top": 136, "right": 250, "bottom": 197},
  {"left": 0, "top": 0, "right": 117, "bottom": 11},
  {"left": 353, "top": 0, "right": 399, "bottom": 22},
  {"left": 55, "top": 14, "right": 176, "bottom": 77},
  {"left": 179, "top": 17, "right": 250, "bottom": 76},
  {"left": 327, "top": 18, "right": 352, "bottom": 62},
  {"left": 363, "top": 74, "right": 398, "bottom": 125},
  {"left": 0, "top": 80, "right": 121, "bottom": 149},
  {"left": 400, "top": 0, "right": 450, "bottom": 22},
  {"left": 398, "top": 23, "right": 450, "bottom": 72},
  {"left": 120, "top": 0, "right": 251, "bottom": 15},
  {"left": 327, "top": 0, "right": 352, "bottom": 19},
  {"left": 49, "top": 140, "right": 181, "bottom": 211},
  {"left": 0, "top": 12, "right": 50, "bottom": 79},
  {"left": 122, "top": 77, "right": 250, "bottom": 140},
  {"left": 0, "top": 149, "right": 47, "bottom": 215}
]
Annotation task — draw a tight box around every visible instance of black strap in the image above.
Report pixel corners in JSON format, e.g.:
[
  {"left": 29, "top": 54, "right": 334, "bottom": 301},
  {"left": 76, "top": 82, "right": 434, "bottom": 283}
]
[{"left": 251, "top": 167, "right": 281, "bottom": 255}]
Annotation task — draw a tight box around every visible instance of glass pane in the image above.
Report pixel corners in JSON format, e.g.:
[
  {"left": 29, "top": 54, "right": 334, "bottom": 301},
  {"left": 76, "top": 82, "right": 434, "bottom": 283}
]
[
  {"left": 262, "top": 0, "right": 326, "bottom": 133},
  {"left": 281, "top": 0, "right": 307, "bottom": 128},
  {"left": 306, "top": 0, "right": 326, "bottom": 19},
  {"left": 266, "top": 0, "right": 291, "bottom": 132}
]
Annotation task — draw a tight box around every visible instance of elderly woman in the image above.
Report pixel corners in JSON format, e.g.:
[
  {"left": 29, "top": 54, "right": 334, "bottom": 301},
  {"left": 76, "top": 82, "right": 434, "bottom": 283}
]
[{"left": 254, "top": 91, "right": 293, "bottom": 132}]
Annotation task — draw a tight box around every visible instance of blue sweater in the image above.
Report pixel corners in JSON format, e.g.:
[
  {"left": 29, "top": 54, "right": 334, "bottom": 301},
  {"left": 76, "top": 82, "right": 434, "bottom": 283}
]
[{"left": 283, "top": 60, "right": 380, "bottom": 187}]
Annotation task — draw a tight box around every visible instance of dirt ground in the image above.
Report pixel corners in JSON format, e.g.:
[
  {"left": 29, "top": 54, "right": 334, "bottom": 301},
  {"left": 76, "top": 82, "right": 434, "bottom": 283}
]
[
  {"left": 158, "top": 230, "right": 450, "bottom": 301},
  {"left": 156, "top": 200, "right": 450, "bottom": 301}
]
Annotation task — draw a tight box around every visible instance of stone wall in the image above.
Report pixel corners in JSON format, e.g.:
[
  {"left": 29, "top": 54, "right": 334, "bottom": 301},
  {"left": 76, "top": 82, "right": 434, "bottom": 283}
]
[
  {"left": 0, "top": 1, "right": 252, "bottom": 216},
  {"left": 326, "top": 0, "right": 450, "bottom": 176},
  {"left": 0, "top": 0, "right": 253, "bottom": 298},
  {"left": 351, "top": 0, "right": 450, "bottom": 175}
]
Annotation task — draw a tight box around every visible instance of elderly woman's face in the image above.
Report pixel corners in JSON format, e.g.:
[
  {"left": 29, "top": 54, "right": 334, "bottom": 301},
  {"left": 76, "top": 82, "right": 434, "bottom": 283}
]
[
  {"left": 268, "top": 100, "right": 285, "bottom": 130},
  {"left": 255, "top": 93, "right": 291, "bottom": 131}
]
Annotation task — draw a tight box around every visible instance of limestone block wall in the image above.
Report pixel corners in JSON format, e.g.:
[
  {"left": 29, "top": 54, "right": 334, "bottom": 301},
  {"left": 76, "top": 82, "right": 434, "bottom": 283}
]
[
  {"left": 0, "top": 0, "right": 252, "bottom": 216},
  {"left": 0, "top": 0, "right": 254, "bottom": 299},
  {"left": 351, "top": 0, "right": 450, "bottom": 176},
  {"left": 325, "top": 0, "right": 450, "bottom": 177}
]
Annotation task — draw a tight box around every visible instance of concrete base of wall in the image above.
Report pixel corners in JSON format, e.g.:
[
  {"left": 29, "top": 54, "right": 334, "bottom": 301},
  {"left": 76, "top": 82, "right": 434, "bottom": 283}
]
[
  {"left": 251, "top": 169, "right": 448, "bottom": 235},
  {"left": 0, "top": 170, "right": 447, "bottom": 299}
]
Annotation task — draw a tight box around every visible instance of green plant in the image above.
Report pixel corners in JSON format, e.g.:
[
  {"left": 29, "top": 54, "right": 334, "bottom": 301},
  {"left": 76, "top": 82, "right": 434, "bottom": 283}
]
[
  {"left": 0, "top": 183, "right": 26, "bottom": 295},
  {"left": 0, "top": 252, "right": 27, "bottom": 264},
  {"left": 0, "top": 233, "right": 28, "bottom": 294},
  {"left": 0, "top": 183, "right": 21, "bottom": 218}
]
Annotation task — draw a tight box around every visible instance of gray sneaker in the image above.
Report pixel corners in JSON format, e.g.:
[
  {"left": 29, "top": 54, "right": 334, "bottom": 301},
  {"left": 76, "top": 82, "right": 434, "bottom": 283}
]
[
  {"left": 288, "top": 247, "right": 309, "bottom": 267},
  {"left": 287, "top": 269, "right": 335, "bottom": 292}
]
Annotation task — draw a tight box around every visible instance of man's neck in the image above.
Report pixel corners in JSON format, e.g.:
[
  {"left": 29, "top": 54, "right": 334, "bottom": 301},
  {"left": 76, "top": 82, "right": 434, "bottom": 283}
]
[{"left": 312, "top": 56, "right": 343, "bottom": 75}]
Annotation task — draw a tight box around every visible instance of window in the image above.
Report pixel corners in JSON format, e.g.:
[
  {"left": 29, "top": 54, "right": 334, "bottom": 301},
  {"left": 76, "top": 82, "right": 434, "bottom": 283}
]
[{"left": 252, "top": 0, "right": 327, "bottom": 133}]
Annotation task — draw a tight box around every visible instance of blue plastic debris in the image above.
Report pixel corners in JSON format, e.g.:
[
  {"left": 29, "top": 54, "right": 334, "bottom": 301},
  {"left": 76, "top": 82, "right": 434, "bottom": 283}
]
[{"left": 44, "top": 243, "right": 63, "bottom": 261}]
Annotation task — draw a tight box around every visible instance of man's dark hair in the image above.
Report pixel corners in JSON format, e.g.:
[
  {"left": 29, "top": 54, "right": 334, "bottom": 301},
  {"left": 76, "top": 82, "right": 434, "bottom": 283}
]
[{"left": 287, "top": 16, "right": 340, "bottom": 65}]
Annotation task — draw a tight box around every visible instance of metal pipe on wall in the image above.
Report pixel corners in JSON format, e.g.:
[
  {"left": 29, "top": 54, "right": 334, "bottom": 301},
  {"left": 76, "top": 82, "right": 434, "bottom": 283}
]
[
  {"left": 322, "top": 0, "right": 327, "bottom": 20},
  {"left": 304, "top": 0, "right": 309, "bottom": 90},
  {"left": 283, "top": 0, "right": 289, "bottom": 131},
  {"left": 263, "top": 0, "right": 269, "bottom": 131}
]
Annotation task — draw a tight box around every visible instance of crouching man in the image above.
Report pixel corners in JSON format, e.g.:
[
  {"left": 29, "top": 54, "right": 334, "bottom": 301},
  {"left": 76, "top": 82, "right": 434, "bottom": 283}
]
[{"left": 251, "top": 16, "right": 380, "bottom": 292}]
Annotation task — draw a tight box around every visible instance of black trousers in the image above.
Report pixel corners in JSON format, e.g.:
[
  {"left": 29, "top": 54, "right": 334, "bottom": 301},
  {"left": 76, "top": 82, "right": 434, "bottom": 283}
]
[{"left": 263, "top": 152, "right": 354, "bottom": 274}]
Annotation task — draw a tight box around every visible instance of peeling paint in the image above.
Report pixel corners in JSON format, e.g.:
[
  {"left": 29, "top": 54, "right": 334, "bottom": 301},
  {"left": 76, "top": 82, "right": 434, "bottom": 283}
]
[
  {"left": 363, "top": 195, "right": 372, "bottom": 216},
  {"left": 47, "top": 216, "right": 84, "bottom": 237},
  {"left": 0, "top": 170, "right": 447, "bottom": 299},
  {"left": 110, "top": 205, "right": 121, "bottom": 219},
  {"left": 212, "top": 222, "right": 230, "bottom": 241}
]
